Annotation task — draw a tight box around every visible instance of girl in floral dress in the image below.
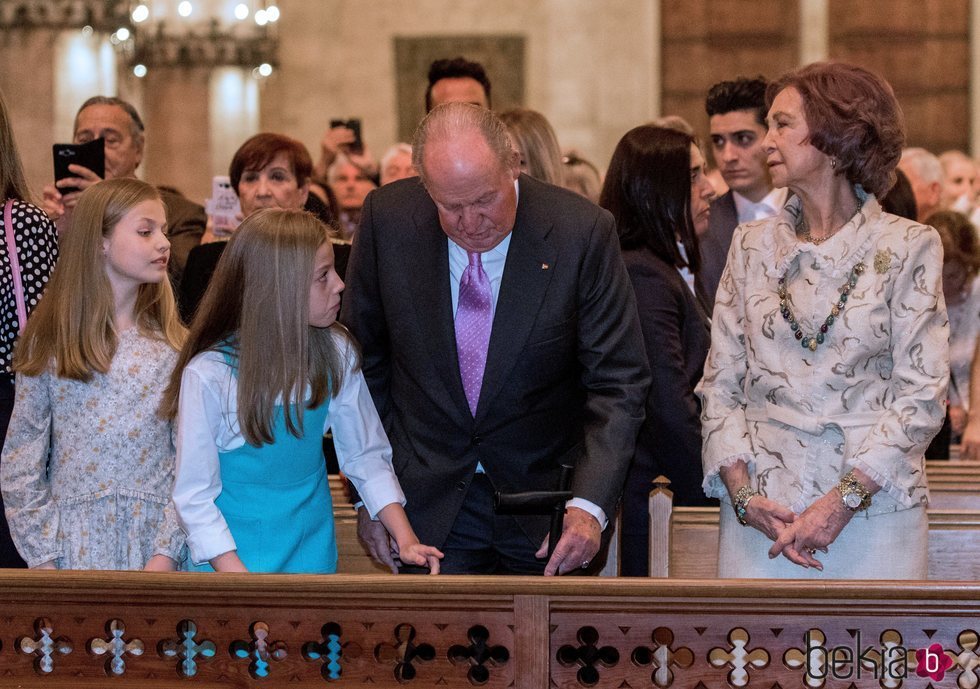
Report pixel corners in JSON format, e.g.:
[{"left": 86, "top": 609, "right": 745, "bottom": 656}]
[{"left": 2, "top": 178, "right": 185, "bottom": 570}]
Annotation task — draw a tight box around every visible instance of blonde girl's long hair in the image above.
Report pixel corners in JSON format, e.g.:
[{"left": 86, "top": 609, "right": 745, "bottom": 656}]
[
  {"left": 13, "top": 178, "right": 185, "bottom": 380},
  {"left": 161, "top": 208, "right": 347, "bottom": 446}
]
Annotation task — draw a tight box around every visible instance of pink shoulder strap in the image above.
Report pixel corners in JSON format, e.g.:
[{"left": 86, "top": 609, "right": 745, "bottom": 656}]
[{"left": 3, "top": 199, "right": 28, "bottom": 333}]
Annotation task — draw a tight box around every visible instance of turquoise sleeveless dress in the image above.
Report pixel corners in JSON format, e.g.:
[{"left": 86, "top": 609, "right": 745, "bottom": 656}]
[{"left": 188, "top": 350, "right": 336, "bottom": 573}]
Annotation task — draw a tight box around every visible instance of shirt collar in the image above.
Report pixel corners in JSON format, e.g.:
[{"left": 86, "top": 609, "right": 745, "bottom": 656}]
[{"left": 733, "top": 187, "right": 789, "bottom": 223}]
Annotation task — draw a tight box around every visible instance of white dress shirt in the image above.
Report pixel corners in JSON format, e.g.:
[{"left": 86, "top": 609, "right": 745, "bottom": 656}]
[
  {"left": 172, "top": 331, "right": 406, "bottom": 564},
  {"left": 733, "top": 187, "right": 788, "bottom": 224}
]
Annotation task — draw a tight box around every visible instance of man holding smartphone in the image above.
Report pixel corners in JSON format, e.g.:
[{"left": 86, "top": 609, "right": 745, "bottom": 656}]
[{"left": 42, "top": 96, "right": 205, "bottom": 287}]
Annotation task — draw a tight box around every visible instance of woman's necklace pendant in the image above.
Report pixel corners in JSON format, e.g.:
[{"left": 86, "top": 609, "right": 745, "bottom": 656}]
[{"left": 777, "top": 262, "right": 865, "bottom": 352}]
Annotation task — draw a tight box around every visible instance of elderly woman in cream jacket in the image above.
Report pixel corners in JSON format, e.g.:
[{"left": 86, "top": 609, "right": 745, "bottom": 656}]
[{"left": 696, "top": 62, "right": 949, "bottom": 580}]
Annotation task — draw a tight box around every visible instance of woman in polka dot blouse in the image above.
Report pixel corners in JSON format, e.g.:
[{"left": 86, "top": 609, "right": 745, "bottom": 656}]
[{"left": 0, "top": 89, "right": 59, "bottom": 568}]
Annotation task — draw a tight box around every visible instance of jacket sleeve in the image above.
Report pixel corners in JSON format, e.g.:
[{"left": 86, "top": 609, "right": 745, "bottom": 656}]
[
  {"left": 695, "top": 225, "right": 756, "bottom": 499},
  {"left": 848, "top": 224, "right": 949, "bottom": 505},
  {"left": 628, "top": 256, "right": 705, "bottom": 498},
  {"left": 570, "top": 211, "right": 651, "bottom": 518}
]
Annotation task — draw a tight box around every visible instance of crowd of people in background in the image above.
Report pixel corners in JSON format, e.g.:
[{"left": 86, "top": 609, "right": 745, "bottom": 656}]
[{"left": 0, "top": 53, "right": 973, "bottom": 580}]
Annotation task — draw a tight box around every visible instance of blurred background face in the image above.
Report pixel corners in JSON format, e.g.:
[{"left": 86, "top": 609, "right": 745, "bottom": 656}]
[
  {"left": 942, "top": 156, "right": 977, "bottom": 209},
  {"left": 381, "top": 149, "right": 416, "bottom": 186},
  {"left": 429, "top": 77, "right": 488, "bottom": 109},
  {"left": 330, "top": 161, "right": 376, "bottom": 211},
  {"left": 236, "top": 151, "right": 309, "bottom": 217}
]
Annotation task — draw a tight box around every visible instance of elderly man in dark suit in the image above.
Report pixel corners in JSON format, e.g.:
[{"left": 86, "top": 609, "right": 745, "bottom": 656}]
[
  {"left": 341, "top": 103, "right": 649, "bottom": 576},
  {"left": 697, "top": 77, "right": 786, "bottom": 311}
]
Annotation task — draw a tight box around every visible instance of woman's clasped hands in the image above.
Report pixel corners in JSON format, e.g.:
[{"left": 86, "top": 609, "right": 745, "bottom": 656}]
[{"left": 763, "top": 491, "right": 853, "bottom": 570}]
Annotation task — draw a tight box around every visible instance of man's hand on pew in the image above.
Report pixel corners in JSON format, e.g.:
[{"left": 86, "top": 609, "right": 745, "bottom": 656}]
[
  {"left": 537, "top": 507, "right": 601, "bottom": 576},
  {"left": 356, "top": 507, "right": 398, "bottom": 573}
]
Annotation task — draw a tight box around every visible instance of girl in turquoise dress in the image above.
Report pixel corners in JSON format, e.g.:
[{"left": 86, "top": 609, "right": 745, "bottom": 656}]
[{"left": 165, "top": 209, "right": 442, "bottom": 574}]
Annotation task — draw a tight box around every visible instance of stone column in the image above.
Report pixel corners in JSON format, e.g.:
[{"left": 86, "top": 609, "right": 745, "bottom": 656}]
[
  {"left": 141, "top": 67, "right": 212, "bottom": 203},
  {"left": 0, "top": 30, "right": 58, "bottom": 196}
]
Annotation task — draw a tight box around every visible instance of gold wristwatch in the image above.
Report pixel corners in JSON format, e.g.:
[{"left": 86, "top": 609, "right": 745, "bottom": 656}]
[{"left": 837, "top": 471, "right": 872, "bottom": 512}]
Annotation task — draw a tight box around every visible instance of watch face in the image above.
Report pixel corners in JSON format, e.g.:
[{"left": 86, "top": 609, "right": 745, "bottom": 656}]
[{"left": 844, "top": 493, "right": 863, "bottom": 509}]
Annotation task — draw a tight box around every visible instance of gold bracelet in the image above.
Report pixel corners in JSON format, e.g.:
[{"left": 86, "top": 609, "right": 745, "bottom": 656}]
[
  {"left": 837, "top": 470, "right": 872, "bottom": 512},
  {"left": 733, "top": 485, "right": 759, "bottom": 526}
]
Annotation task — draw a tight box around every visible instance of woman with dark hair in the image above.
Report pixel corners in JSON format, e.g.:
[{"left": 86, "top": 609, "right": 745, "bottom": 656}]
[
  {"left": 599, "top": 125, "right": 715, "bottom": 576},
  {"left": 0, "top": 88, "right": 59, "bottom": 568},
  {"left": 697, "top": 62, "right": 948, "bottom": 579}
]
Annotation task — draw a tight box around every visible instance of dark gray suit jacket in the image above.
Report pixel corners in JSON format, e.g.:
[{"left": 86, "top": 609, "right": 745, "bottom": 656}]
[
  {"left": 340, "top": 174, "right": 650, "bottom": 548},
  {"left": 695, "top": 190, "right": 738, "bottom": 312}
]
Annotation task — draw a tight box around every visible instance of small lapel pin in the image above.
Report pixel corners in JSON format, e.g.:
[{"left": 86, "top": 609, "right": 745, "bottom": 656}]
[{"left": 541, "top": 263, "right": 549, "bottom": 270}]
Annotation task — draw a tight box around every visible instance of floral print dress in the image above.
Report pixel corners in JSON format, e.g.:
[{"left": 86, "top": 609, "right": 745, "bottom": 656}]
[
  {"left": 696, "top": 191, "right": 949, "bottom": 579},
  {"left": 1, "top": 329, "right": 185, "bottom": 569}
]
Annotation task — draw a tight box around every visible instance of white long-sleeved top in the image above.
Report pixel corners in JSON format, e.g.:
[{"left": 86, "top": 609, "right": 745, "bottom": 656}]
[{"left": 172, "top": 333, "right": 405, "bottom": 564}]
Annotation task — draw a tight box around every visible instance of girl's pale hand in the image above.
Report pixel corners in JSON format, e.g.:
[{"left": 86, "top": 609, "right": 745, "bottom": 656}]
[
  {"left": 32, "top": 560, "right": 57, "bottom": 570},
  {"left": 143, "top": 555, "right": 178, "bottom": 572},
  {"left": 396, "top": 542, "right": 444, "bottom": 575},
  {"left": 767, "top": 491, "right": 851, "bottom": 570},
  {"left": 209, "top": 550, "right": 248, "bottom": 572},
  {"left": 742, "top": 495, "right": 796, "bottom": 541}
]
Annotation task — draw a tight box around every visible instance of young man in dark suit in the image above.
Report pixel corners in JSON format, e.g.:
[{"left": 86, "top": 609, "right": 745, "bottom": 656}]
[
  {"left": 697, "top": 77, "right": 786, "bottom": 310},
  {"left": 341, "top": 103, "right": 649, "bottom": 575}
]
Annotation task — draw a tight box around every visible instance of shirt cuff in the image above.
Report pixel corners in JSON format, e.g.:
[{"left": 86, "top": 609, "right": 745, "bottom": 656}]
[
  {"left": 185, "top": 524, "right": 237, "bottom": 566},
  {"left": 568, "top": 498, "right": 607, "bottom": 531}
]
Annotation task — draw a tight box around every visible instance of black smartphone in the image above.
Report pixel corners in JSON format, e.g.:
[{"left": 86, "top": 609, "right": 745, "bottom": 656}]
[
  {"left": 53, "top": 138, "right": 105, "bottom": 194},
  {"left": 330, "top": 118, "right": 362, "bottom": 154}
]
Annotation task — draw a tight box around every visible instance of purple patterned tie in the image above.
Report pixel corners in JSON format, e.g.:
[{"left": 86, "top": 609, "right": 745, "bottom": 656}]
[{"left": 455, "top": 251, "right": 493, "bottom": 416}]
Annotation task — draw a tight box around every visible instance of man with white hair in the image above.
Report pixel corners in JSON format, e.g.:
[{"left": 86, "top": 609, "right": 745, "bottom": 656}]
[
  {"left": 342, "top": 103, "right": 649, "bottom": 576},
  {"left": 379, "top": 143, "right": 415, "bottom": 186},
  {"left": 898, "top": 147, "right": 944, "bottom": 222}
]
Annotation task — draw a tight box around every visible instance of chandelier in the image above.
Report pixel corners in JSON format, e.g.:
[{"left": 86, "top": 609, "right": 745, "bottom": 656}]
[{"left": 118, "top": 1, "right": 280, "bottom": 76}]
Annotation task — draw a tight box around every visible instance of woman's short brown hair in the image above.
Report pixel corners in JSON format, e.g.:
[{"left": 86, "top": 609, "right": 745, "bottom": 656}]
[
  {"left": 229, "top": 132, "right": 313, "bottom": 195},
  {"left": 767, "top": 62, "right": 905, "bottom": 197}
]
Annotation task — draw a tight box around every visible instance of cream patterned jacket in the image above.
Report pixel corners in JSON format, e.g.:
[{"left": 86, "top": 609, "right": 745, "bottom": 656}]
[{"left": 696, "top": 191, "right": 949, "bottom": 516}]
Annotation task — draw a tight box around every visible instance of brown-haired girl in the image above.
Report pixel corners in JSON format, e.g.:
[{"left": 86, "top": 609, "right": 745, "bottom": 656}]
[
  {"left": 1, "top": 178, "right": 185, "bottom": 570},
  {"left": 165, "top": 208, "right": 441, "bottom": 573}
]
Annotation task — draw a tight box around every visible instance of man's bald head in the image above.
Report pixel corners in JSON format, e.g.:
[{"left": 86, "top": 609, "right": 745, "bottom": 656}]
[
  {"left": 412, "top": 103, "right": 515, "bottom": 187},
  {"left": 411, "top": 103, "right": 520, "bottom": 254}
]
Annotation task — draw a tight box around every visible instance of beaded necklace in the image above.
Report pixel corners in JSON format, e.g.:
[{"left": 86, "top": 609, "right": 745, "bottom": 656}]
[{"left": 777, "top": 262, "right": 865, "bottom": 352}]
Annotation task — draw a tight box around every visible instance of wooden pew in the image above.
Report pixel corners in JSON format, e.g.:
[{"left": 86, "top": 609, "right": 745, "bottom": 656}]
[
  {"left": 4, "top": 571, "right": 980, "bottom": 687},
  {"left": 649, "top": 479, "right": 980, "bottom": 580}
]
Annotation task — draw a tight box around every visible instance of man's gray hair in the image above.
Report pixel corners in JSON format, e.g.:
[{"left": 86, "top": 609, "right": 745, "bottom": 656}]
[
  {"left": 412, "top": 102, "right": 513, "bottom": 186},
  {"left": 74, "top": 95, "right": 145, "bottom": 142},
  {"left": 900, "top": 147, "right": 943, "bottom": 186}
]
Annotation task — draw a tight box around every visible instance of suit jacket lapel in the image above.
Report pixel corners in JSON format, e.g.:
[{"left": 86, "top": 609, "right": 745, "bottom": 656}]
[
  {"left": 475, "top": 176, "right": 557, "bottom": 420},
  {"left": 409, "top": 202, "right": 471, "bottom": 413}
]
